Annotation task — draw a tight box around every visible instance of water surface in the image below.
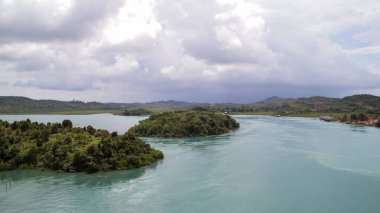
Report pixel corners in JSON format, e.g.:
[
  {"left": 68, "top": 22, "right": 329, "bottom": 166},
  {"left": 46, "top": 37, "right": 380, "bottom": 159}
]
[{"left": 1, "top": 115, "right": 380, "bottom": 213}]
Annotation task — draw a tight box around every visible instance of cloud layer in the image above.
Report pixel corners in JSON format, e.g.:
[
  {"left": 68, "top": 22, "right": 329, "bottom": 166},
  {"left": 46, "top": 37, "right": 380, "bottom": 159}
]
[{"left": 0, "top": 0, "right": 380, "bottom": 102}]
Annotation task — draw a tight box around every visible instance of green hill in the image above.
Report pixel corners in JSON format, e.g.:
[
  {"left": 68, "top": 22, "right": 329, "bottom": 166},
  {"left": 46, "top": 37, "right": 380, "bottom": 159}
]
[
  {"left": 128, "top": 110, "right": 240, "bottom": 137},
  {"left": 0, "top": 96, "right": 198, "bottom": 114},
  {"left": 1, "top": 94, "right": 380, "bottom": 119},
  {"left": 191, "top": 94, "right": 380, "bottom": 117}
]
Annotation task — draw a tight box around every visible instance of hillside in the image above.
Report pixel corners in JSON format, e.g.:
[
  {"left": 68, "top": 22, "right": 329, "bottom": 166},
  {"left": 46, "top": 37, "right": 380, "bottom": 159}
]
[
  {"left": 1, "top": 95, "right": 380, "bottom": 119},
  {"left": 0, "top": 96, "right": 198, "bottom": 114},
  {"left": 128, "top": 110, "right": 240, "bottom": 137},
  {"left": 191, "top": 94, "right": 380, "bottom": 116}
]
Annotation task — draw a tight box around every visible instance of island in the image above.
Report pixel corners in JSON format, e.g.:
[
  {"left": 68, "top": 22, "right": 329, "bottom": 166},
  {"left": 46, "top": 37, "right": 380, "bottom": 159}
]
[
  {"left": 0, "top": 119, "right": 163, "bottom": 173},
  {"left": 128, "top": 110, "right": 240, "bottom": 137}
]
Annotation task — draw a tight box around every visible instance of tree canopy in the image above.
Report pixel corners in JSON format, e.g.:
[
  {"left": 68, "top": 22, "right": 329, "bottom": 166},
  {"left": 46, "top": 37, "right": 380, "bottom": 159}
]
[
  {"left": 128, "top": 110, "right": 240, "bottom": 137},
  {"left": 0, "top": 119, "right": 163, "bottom": 173}
]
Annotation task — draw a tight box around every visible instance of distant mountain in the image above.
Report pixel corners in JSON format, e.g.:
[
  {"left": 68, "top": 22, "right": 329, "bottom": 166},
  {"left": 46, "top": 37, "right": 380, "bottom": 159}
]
[
  {"left": 143, "top": 100, "right": 200, "bottom": 108},
  {"left": 253, "top": 94, "right": 380, "bottom": 114},
  {"left": 190, "top": 94, "right": 380, "bottom": 117},
  {"left": 260, "top": 96, "right": 284, "bottom": 102},
  {"left": 1, "top": 94, "right": 380, "bottom": 116},
  {"left": 0, "top": 96, "right": 199, "bottom": 114},
  {"left": 341, "top": 94, "right": 380, "bottom": 109}
]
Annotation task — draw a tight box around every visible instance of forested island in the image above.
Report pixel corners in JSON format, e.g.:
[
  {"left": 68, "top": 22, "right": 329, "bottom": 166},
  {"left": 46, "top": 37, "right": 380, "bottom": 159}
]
[
  {"left": 129, "top": 110, "right": 240, "bottom": 137},
  {"left": 0, "top": 119, "right": 163, "bottom": 173}
]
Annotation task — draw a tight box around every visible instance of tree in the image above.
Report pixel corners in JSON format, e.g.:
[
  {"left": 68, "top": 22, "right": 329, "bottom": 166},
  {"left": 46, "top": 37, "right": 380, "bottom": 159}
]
[
  {"left": 340, "top": 114, "right": 348, "bottom": 122},
  {"left": 62, "top": 120, "right": 73, "bottom": 128},
  {"left": 86, "top": 125, "right": 96, "bottom": 135}
]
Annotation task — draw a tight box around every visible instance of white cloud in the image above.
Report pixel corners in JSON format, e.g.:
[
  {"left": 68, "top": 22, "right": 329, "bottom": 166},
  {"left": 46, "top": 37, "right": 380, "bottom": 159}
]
[{"left": 104, "top": 0, "right": 162, "bottom": 44}]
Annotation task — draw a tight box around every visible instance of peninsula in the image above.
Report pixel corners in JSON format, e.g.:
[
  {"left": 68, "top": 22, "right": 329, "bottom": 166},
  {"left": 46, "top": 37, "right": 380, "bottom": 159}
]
[{"left": 0, "top": 119, "right": 163, "bottom": 173}]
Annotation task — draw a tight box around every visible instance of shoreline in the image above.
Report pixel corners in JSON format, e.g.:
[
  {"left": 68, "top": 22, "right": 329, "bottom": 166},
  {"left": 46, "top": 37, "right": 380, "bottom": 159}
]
[
  {"left": 1, "top": 111, "right": 379, "bottom": 128},
  {"left": 336, "top": 118, "right": 380, "bottom": 128}
]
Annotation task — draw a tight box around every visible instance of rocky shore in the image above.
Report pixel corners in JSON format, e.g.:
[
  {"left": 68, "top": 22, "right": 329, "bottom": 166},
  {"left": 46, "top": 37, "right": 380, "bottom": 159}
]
[
  {"left": 319, "top": 116, "right": 336, "bottom": 122},
  {"left": 320, "top": 116, "right": 380, "bottom": 127},
  {"left": 340, "top": 118, "right": 380, "bottom": 127}
]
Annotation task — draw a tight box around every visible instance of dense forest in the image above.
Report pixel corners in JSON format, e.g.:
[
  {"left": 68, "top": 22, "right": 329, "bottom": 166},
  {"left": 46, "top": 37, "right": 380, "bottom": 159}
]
[
  {"left": 192, "top": 94, "right": 380, "bottom": 118},
  {"left": 0, "top": 96, "right": 197, "bottom": 114},
  {"left": 129, "top": 110, "right": 240, "bottom": 137},
  {"left": 1, "top": 95, "right": 380, "bottom": 125},
  {"left": 193, "top": 95, "right": 378, "bottom": 113},
  {"left": 1, "top": 95, "right": 380, "bottom": 118},
  {"left": 0, "top": 119, "right": 163, "bottom": 173}
]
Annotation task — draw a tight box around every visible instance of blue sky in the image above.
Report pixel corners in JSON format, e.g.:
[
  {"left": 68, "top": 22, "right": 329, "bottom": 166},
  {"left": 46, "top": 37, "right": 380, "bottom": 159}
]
[{"left": 0, "top": 0, "right": 379, "bottom": 103}]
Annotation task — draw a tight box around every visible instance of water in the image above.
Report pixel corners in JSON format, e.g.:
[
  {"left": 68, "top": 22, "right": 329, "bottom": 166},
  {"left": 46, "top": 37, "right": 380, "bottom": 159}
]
[
  {"left": 1, "top": 115, "right": 380, "bottom": 213},
  {"left": 0, "top": 114, "right": 146, "bottom": 134}
]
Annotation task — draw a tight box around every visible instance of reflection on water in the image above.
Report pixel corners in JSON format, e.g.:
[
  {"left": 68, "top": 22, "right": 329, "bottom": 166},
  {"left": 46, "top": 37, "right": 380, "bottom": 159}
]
[
  {"left": 0, "top": 166, "right": 156, "bottom": 191},
  {"left": 350, "top": 125, "right": 367, "bottom": 133}
]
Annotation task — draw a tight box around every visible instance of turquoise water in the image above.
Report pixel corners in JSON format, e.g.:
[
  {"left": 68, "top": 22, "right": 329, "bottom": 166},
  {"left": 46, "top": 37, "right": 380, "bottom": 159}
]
[{"left": 1, "top": 115, "right": 380, "bottom": 213}]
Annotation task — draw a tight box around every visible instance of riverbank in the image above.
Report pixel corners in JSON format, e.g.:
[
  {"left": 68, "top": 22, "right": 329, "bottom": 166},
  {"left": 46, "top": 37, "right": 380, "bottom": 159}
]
[
  {"left": 235, "top": 112, "right": 380, "bottom": 128},
  {"left": 337, "top": 118, "right": 380, "bottom": 127},
  {"left": 232, "top": 111, "right": 346, "bottom": 118}
]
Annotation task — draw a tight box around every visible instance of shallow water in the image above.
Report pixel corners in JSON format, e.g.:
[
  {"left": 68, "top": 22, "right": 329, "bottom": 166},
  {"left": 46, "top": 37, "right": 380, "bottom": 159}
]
[{"left": 1, "top": 115, "right": 380, "bottom": 213}]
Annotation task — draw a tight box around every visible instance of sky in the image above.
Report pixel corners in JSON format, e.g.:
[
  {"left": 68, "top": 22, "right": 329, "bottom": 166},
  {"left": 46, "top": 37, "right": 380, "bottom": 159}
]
[{"left": 0, "top": 0, "right": 380, "bottom": 103}]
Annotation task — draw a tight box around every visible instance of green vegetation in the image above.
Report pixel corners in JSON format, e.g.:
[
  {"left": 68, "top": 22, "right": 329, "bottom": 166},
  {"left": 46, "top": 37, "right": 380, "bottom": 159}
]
[
  {"left": 0, "top": 96, "right": 196, "bottom": 114},
  {"left": 0, "top": 97, "right": 123, "bottom": 114},
  {"left": 192, "top": 94, "right": 380, "bottom": 120},
  {"left": 0, "top": 119, "right": 163, "bottom": 173},
  {"left": 122, "top": 108, "right": 153, "bottom": 116},
  {"left": 129, "top": 110, "right": 240, "bottom": 137},
  {"left": 1, "top": 94, "right": 379, "bottom": 126},
  {"left": 337, "top": 112, "right": 380, "bottom": 127}
]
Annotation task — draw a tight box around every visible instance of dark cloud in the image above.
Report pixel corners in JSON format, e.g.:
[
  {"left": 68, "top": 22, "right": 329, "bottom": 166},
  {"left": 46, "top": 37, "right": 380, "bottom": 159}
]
[{"left": 13, "top": 78, "right": 98, "bottom": 91}]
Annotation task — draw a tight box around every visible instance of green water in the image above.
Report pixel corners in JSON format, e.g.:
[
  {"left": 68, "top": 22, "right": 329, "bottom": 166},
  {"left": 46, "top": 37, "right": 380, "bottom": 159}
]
[{"left": 1, "top": 115, "right": 380, "bottom": 213}]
